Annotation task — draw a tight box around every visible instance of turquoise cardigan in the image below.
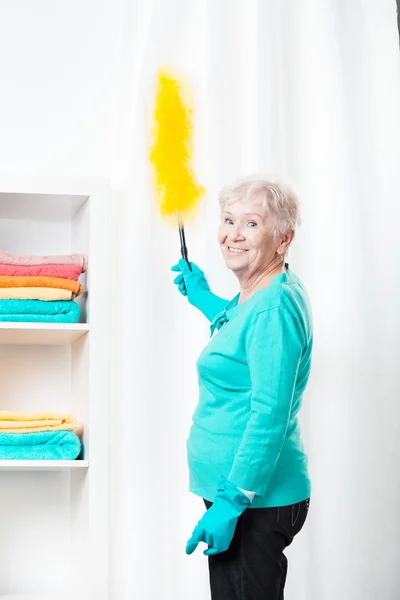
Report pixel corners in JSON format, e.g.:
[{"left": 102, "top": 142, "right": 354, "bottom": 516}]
[{"left": 187, "top": 266, "right": 313, "bottom": 508}]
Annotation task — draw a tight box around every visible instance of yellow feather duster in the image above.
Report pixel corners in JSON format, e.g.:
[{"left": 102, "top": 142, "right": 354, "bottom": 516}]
[{"left": 149, "top": 66, "right": 205, "bottom": 266}]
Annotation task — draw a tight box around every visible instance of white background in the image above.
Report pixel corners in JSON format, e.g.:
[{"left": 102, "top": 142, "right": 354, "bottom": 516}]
[{"left": 0, "top": 1, "right": 400, "bottom": 599}]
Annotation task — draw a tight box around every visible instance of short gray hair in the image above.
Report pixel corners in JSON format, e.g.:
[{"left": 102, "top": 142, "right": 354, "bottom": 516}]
[{"left": 218, "top": 174, "right": 301, "bottom": 236}]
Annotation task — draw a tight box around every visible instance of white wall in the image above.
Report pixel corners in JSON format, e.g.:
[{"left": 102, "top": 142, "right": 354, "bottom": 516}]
[
  {"left": 0, "top": 0, "right": 120, "bottom": 178},
  {"left": 0, "top": 0, "right": 125, "bottom": 596}
]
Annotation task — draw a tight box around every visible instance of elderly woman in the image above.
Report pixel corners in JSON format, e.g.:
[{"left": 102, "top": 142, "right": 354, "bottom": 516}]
[{"left": 171, "top": 175, "right": 312, "bottom": 599}]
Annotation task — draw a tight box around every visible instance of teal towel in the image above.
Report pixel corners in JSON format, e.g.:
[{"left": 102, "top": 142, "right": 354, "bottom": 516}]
[
  {"left": 0, "top": 430, "right": 81, "bottom": 460},
  {"left": 0, "top": 299, "right": 80, "bottom": 323}
]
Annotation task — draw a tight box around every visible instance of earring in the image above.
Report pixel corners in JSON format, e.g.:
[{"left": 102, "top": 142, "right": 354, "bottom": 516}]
[{"left": 276, "top": 253, "right": 283, "bottom": 263}]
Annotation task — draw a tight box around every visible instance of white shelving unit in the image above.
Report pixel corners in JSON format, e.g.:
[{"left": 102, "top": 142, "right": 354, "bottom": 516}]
[
  {"left": 0, "top": 460, "right": 89, "bottom": 470},
  {"left": 0, "top": 323, "right": 90, "bottom": 345},
  {"left": 0, "top": 177, "right": 110, "bottom": 599}
]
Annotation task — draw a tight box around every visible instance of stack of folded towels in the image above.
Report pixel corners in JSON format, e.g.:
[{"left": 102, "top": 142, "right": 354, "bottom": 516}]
[
  {"left": 0, "top": 251, "right": 87, "bottom": 323},
  {"left": 0, "top": 411, "right": 82, "bottom": 460}
]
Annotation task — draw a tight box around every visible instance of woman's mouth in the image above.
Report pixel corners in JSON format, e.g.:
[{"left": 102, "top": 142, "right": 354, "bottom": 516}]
[{"left": 227, "top": 246, "right": 248, "bottom": 254}]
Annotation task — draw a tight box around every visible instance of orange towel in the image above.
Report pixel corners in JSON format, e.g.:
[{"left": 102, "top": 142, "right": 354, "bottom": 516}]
[{"left": 0, "top": 276, "right": 83, "bottom": 298}]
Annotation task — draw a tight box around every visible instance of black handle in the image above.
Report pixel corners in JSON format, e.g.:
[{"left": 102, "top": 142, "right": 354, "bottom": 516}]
[{"left": 179, "top": 223, "right": 192, "bottom": 272}]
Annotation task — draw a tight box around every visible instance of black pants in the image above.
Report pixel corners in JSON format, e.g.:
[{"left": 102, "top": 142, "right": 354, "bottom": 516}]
[{"left": 204, "top": 498, "right": 310, "bottom": 600}]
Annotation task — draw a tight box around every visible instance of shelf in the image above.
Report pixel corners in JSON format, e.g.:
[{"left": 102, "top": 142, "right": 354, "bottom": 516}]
[
  {"left": 1, "top": 597, "right": 84, "bottom": 600},
  {"left": 0, "top": 192, "right": 88, "bottom": 221},
  {"left": 0, "top": 460, "right": 89, "bottom": 471},
  {"left": 0, "top": 323, "right": 89, "bottom": 345},
  {"left": 0, "top": 178, "right": 110, "bottom": 598},
  {"left": 1, "top": 595, "right": 87, "bottom": 600},
  {"left": 0, "top": 176, "right": 108, "bottom": 221}
]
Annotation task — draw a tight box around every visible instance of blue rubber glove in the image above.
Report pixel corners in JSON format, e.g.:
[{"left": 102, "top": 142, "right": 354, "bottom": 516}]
[
  {"left": 186, "top": 477, "right": 251, "bottom": 556},
  {"left": 171, "top": 259, "right": 228, "bottom": 322}
]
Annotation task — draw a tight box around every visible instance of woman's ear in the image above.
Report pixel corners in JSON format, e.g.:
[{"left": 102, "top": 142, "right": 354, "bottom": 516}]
[{"left": 279, "top": 230, "right": 295, "bottom": 253}]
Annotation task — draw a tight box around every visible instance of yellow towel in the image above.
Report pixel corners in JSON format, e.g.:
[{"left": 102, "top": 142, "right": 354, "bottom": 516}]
[
  {"left": 0, "top": 410, "right": 77, "bottom": 433},
  {"left": 0, "top": 287, "right": 73, "bottom": 301}
]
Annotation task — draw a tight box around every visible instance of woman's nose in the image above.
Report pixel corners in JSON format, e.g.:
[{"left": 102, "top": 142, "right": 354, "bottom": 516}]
[{"left": 229, "top": 223, "right": 245, "bottom": 240}]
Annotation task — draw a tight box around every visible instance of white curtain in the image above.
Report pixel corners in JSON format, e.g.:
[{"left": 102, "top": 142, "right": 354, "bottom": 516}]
[{"left": 108, "top": 1, "right": 400, "bottom": 599}]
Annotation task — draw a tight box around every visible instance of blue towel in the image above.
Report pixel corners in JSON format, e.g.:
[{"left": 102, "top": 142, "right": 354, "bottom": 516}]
[
  {"left": 0, "top": 430, "right": 82, "bottom": 460},
  {"left": 0, "top": 299, "right": 80, "bottom": 323}
]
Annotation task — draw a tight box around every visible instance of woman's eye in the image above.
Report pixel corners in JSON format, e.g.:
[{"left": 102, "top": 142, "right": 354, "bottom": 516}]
[
  {"left": 225, "top": 218, "right": 234, "bottom": 225},
  {"left": 247, "top": 221, "right": 257, "bottom": 228}
]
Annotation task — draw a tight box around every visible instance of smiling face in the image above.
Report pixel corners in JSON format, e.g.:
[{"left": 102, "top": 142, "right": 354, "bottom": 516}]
[{"left": 218, "top": 199, "right": 284, "bottom": 279}]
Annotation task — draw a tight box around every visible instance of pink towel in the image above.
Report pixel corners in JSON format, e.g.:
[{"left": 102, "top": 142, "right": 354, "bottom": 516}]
[
  {"left": 0, "top": 263, "right": 83, "bottom": 280},
  {"left": 0, "top": 251, "right": 87, "bottom": 273}
]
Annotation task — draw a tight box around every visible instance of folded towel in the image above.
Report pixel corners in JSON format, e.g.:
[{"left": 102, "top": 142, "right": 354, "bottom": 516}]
[
  {"left": 0, "top": 287, "right": 72, "bottom": 301},
  {"left": 0, "top": 263, "right": 83, "bottom": 280},
  {"left": 0, "top": 410, "right": 77, "bottom": 433},
  {"left": 0, "top": 299, "right": 80, "bottom": 322},
  {"left": 0, "top": 251, "right": 87, "bottom": 272},
  {"left": 0, "top": 430, "right": 81, "bottom": 460},
  {"left": 0, "top": 276, "right": 83, "bottom": 298}
]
